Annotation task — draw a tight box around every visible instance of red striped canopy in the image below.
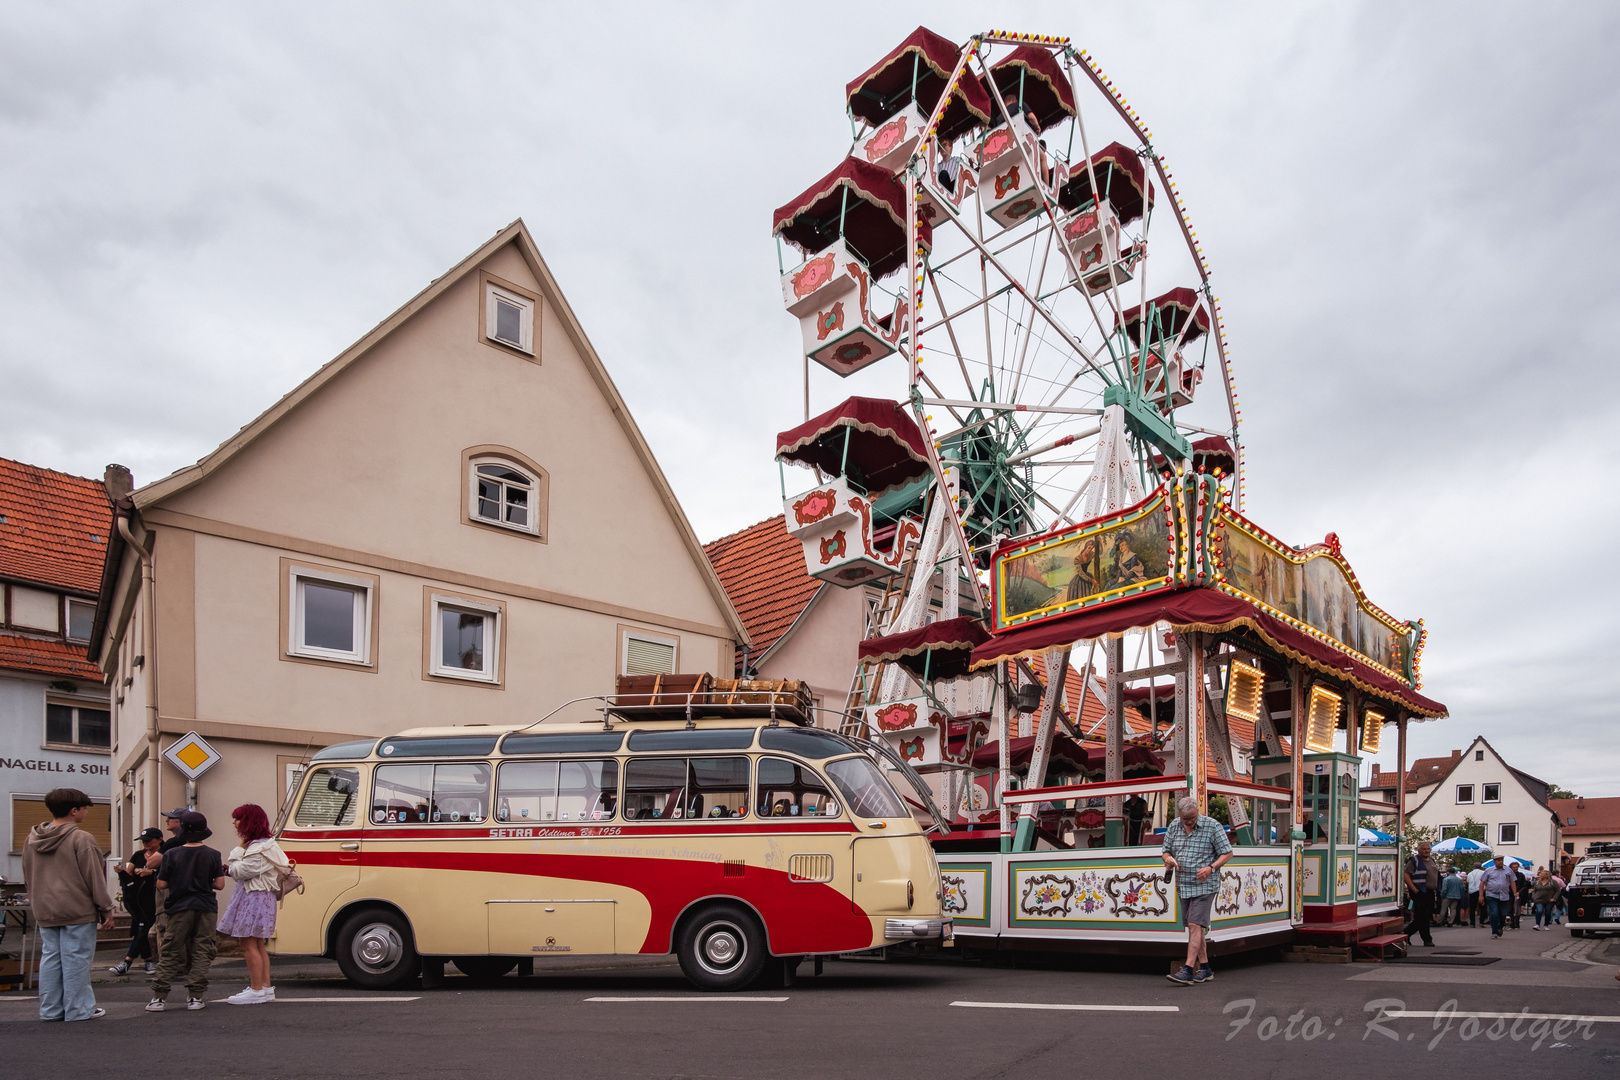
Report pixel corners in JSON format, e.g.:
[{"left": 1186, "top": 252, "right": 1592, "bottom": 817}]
[
  {"left": 846, "top": 26, "right": 992, "bottom": 141},
  {"left": 982, "top": 45, "right": 1077, "bottom": 132},
  {"left": 1118, "top": 286, "right": 1211, "bottom": 347},
  {"left": 776, "top": 396, "right": 932, "bottom": 496},
  {"left": 773, "top": 157, "right": 930, "bottom": 279},
  {"left": 857, "top": 616, "right": 991, "bottom": 680},
  {"left": 1058, "top": 141, "right": 1154, "bottom": 224}
]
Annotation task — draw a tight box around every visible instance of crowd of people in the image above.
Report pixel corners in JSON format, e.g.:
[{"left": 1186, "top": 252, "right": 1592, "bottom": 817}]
[
  {"left": 1404, "top": 841, "right": 1573, "bottom": 947},
  {"left": 19, "top": 788, "right": 291, "bottom": 1022}
]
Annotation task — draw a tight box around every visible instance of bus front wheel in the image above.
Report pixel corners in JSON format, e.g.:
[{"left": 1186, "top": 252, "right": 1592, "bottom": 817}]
[
  {"left": 676, "top": 903, "right": 767, "bottom": 992},
  {"left": 335, "top": 908, "right": 420, "bottom": 991}
]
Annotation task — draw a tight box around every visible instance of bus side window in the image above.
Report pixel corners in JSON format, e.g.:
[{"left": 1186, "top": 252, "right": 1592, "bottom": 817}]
[
  {"left": 496, "top": 760, "right": 559, "bottom": 822},
  {"left": 432, "top": 763, "right": 491, "bottom": 824},
  {"left": 558, "top": 758, "right": 619, "bottom": 822},
  {"left": 624, "top": 757, "right": 687, "bottom": 820},
  {"left": 689, "top": 757, "right": 749, "bottom": 819},
  {"left": 372, "top": 764, "right": 433, "bottom": 824},
  {"left": 295, "top": 767, "right": 360, "bottom": 827},
  {"left": 756, "top": 757, "right": 839, "bottom": 818}
]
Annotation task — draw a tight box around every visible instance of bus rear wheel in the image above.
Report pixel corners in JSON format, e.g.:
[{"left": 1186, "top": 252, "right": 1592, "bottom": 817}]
[
  {"left": 335, "top": 908, "right": 420, "bottom": 991},
  {"left": 676, "top": 902, "right": 767, "bottom": 992}
]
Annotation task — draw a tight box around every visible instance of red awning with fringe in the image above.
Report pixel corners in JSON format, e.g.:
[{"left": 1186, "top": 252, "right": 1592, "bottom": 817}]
[
  {"left": 846, "top": 26, "right": 992, "bottom": 141},
  {"left": 970, "top": 586, "right": 1447, "bottom": 719},
  {"left": 1152, "top": 435, "right": 1236, "bottom": 476},
  {"left": 1058, "top": 141, "right": 1154, "bottom": 224},
  {"left": 773, "top": 158, "right": 930, "bottom": 279},
  {"left": 857, "top": 616, "right": 991, "bottom": 680},
  {"left": 1118, "top": 286, "right": 1211, "bottom": 347},
  {"left": 983, "top": 45, "right": 1078, "bottom": 132},
  {"left": 776, "top": 396, "right": 932, "bottom": 496}
]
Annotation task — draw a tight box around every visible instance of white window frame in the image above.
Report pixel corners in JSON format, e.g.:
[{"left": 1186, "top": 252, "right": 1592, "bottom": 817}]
[
  {"left": 1455, "top": 784, "right": 1474, "bottom": 804},
  {"left": 486, "top": 284, "right": 534, "bottom": 354},
  {"left": 289, "top": 566, "right": 372, "bottom": 665},
  {"left": 1498, "top": 822, "right": 1518, "bottom": 846},
  {"left": 1482, "top": 782, "right": 1501, "bottom": 804},
  {"left": 1438, "top": 824, "right": 1458, "bottom": 840},
  {"left": 621, "top": 629, "right": 678, "bottom": 677},
  {"left": 64, "top": 598, "right": 96, "bottom": 642},
  {"left": 469, "top": 457, "right": 540, "bottom": 535},
  {"left": 43, "top": 698, "right": 112, "bottom": 753},
  {"left": 429, "top": 593, "right": 501, "bottom": 683}
]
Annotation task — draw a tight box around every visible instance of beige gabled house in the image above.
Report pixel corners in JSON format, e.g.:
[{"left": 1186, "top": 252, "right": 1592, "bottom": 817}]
[{"left": 90, "top": 221, "right": 747, "bottom": 855}]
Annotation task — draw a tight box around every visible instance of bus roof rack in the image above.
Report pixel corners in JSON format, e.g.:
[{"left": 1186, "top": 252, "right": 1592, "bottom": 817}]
[{"left": 606, "top": 674, "right": 816, "bottom": 727}]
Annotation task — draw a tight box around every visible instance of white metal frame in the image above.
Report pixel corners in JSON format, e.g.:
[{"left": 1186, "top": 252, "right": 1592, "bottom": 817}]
[
  {"left": 429, "top": 593, "right": 501, "bottom": 682},
  {"left": 469, "top": 457, "right": 539, "bottom": 534},
  {"left": 288, "top": 566, "right": 372, "bottom": 665},
  {"left": 621, "top": 629, "right": 678, "bottom": 677},
  {"left": 486, "top": 284, "right": 534, "bottom": 353}
]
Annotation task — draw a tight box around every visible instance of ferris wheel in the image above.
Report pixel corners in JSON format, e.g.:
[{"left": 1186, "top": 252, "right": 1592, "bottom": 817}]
[{"left": 771, "top": 27, "right": 1242, "bottom": 794}]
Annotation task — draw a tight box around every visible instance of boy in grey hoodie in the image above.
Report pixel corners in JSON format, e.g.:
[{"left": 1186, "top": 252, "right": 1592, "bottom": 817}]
[{"left": 21, "top": 787, "right": 115, "bottom": 1022}]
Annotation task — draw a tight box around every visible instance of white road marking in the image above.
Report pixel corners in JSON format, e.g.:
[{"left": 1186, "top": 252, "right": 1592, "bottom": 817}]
[
  {"left": 1386, "top": 1010, "right": 1620, "bottom": 1023},
  {"left": 585, "top": 996, "right": 788, "bottom": 1002},
  {"left": 209, "top": 996, "right": 420, "bottom": 1003},
  {"left": 951, "top": 1000, "right": 1179, "bottom": 1013}
]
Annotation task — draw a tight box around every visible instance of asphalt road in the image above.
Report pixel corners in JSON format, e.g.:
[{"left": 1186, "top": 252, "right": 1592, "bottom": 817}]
[{"left": 4, "top": 928, "right": 1618, "bottom": 1079}]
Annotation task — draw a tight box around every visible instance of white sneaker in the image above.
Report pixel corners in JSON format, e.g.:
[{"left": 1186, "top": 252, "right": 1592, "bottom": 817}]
[
  {"left": 186, "top": 997, "right": 205, "bottom": 1011},
  {"left": 145, "top": 998, "right": 165, "bottom": 1012},
  {"left": 260, "top": 986, "right": 275, "bottom": 1001},
  {"left": 227, "top": 988, "right": 265, "bottom": 1005}
]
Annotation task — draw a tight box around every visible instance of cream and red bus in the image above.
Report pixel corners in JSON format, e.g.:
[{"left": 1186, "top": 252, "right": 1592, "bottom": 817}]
[{"left": 271, "top": 702, "right": 951, "bottom": 991}]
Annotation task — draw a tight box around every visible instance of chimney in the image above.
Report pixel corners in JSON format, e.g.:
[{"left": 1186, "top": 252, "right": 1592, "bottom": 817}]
[
  {"left": 1371, "top": 764, "right": 1381, "bottom": 780},
  {"left": 103, "top": 464, "right": 134, "bottom": 505},
  {"left": 1577, "top": 797, "right": 1585, "bottom": 809},
  {"left": 1451, "top": 749, "right": 1462, "bottom": 760}
]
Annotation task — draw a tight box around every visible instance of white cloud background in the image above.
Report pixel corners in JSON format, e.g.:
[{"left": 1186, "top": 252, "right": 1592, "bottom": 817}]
[{"left": 3, "top": 3, "right": 1616, "bottom": 795}]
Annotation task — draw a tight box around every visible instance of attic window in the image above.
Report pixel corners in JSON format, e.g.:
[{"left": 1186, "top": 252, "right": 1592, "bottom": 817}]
[
  {"left": 485, "top": 284, "right": 534, "bottom": 354},
  {"left": 1475, "top": 749, "right": 1483, "bottom": 760}
]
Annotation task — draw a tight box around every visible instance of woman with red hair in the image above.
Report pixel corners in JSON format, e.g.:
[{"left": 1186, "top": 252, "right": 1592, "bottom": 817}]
[{"left": 217, "top": 803, "right": 289, "bottom": 1004}]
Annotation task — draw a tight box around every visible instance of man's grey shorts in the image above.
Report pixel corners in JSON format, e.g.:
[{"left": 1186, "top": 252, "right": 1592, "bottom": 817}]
[{"left": 1183, "top": 894, "right": 1214, "bottom": 928}]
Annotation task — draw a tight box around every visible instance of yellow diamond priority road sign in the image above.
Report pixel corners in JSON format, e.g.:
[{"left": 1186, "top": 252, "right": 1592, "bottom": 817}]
[{"left": 163, "top": 731, "right": 222, "bottom": 780}]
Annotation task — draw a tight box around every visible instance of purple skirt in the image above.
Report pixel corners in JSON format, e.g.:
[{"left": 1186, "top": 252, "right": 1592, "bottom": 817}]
[{"left": 217, "top": 887, "right": 278, "bottom": 939}]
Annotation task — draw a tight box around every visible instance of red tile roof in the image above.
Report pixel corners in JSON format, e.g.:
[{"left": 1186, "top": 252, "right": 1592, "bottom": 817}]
[
  {"left": 1369, "top": 751, "right": 1461, "bottom": 792},
  {"left": 0, "top": 458, "right": 112, "bottom": 594},
  {"left": 1550, "top": 797, "right": 1620, "bottom": 837},
  {"left": 703, "top": 516, "right": 822, "bottom": 668},
  {"left": 0, "top": 633, "right": 103, "bottom": 681}
]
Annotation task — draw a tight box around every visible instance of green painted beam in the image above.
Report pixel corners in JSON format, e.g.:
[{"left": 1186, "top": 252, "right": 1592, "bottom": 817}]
[{"left": 1103, "top": 384, "right": 1192, "bottom": 461}]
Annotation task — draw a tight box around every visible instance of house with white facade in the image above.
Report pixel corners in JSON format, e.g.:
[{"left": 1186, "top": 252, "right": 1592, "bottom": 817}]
[{"left": 1405, "top": 736, "right": 1561, "bottom": 869}]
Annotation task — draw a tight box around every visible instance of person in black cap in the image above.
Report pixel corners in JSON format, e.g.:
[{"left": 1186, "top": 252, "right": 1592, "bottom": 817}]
[
  {"left": 147, "top": 812, "right": 224, "bottom": 1012},
  {"left": 109, "top": 827, "right": 164, "bottom": 976},
  {"left": 150, "top": 808, "right": 189, "bottom": 966}
]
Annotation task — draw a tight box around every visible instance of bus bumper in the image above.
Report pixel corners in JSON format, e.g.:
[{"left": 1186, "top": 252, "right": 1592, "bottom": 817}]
[{"left": 884, "top": 917, "right": 953, "bottom": 942}]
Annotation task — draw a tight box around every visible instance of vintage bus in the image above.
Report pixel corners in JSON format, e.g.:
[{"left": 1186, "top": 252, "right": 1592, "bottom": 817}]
[{"left": 271, "top": 699, "right": 952, "bottom": 991}]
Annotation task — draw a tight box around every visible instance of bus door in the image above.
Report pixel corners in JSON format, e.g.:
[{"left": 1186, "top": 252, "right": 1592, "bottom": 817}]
[{"left": 279, "top": 766, "right": 364, "bottom": 941}]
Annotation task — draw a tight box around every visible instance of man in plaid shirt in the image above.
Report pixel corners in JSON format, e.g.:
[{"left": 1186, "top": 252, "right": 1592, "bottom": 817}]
[{"left": 1161, "top": 795, "right": 1232, "bottom": 985}]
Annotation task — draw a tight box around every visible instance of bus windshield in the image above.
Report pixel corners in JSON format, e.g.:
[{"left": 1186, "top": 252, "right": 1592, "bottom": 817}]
[{"left": 824, "top": 756, "right": 906, "bottom": 818}]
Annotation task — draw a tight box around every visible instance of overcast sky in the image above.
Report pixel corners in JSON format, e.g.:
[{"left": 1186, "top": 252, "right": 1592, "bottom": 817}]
[{"left": 4, "top": 3, "right": 1616, "bottom": 797}]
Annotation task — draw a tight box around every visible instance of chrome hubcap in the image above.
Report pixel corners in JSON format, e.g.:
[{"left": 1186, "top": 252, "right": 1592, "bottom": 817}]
[
  {"left": 353, "top": 923, "right": 403, "bottom": 973},
  {"left": 697, "top": 921, "right": 745, "bottom": 974}
]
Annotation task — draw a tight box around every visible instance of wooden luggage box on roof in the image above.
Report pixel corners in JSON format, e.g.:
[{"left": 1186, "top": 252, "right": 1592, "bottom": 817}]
[{"left": 611, "top": 674, "right": 816, "bottom": 725}]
